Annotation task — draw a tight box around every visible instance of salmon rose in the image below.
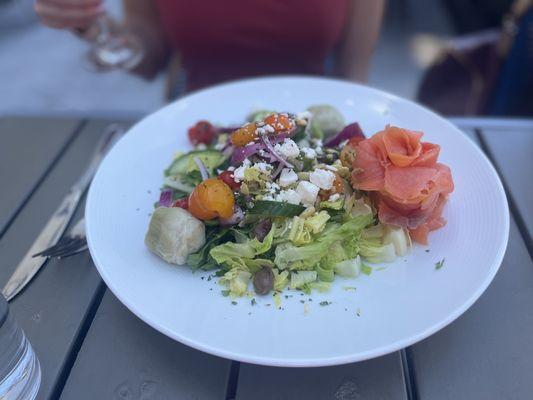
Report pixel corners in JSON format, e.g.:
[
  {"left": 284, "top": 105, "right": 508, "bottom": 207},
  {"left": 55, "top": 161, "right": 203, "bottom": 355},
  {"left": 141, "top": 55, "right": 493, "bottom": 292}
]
[{"left": 349, "top": 125, "right": 454, "bottom": 244}]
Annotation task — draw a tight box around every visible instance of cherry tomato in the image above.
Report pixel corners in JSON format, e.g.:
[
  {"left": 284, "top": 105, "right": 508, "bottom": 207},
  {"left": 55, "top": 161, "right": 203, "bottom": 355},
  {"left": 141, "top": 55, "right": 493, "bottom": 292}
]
[
  {"left": 188, "top": 178, "right": 235, "bottom": 220},
  {"left": 263, "top": 113, "right": 294, "bottom": 132},
  {"left": 188, "top": 120, "right": 217, "bottom": 145},
  {"left": 172, "top": 196, "right": 189, "bottom": 210},
  {"left": 218, "top": 170, "right": 241, "bottom": 190},
  {"left": 230, "top": 123, "right": 257, "bottom": 147}
]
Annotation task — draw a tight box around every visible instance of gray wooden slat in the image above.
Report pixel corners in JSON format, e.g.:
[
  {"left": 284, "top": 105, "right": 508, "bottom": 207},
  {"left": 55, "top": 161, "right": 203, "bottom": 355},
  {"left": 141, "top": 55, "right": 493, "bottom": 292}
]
[
  {"left": 410, "top": 218, "right": 533, "bottom": 400},
  {"left": 0, "top": 119, "right": 132, "bottom": 400},
  {"left": 59, "top": 292, "right": 232, "bottom": 400},
  {"left": 409, "top": 122, "right": 533, "bottom": 399},
  {"left": 480, "top": 127, "right": 533, "bottom": 242},
  {"left": 236, "top": 353, "right": 407, "bottom": 400},
  {"left": 0, "top": 117, "right": 80, "bottom": 235}
]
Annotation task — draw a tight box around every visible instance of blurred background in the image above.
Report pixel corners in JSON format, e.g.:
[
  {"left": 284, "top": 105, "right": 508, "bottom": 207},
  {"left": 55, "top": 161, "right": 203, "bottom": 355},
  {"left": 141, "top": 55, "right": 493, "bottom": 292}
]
[{"left": 0, "top": 0, "right": 531, "bottom": 117}]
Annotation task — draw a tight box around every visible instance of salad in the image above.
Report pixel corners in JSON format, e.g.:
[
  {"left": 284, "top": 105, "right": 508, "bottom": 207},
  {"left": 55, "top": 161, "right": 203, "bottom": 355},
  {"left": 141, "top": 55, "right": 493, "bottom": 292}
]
[{"left": 145, "top": 105, "right": 454, "bottom": 297}]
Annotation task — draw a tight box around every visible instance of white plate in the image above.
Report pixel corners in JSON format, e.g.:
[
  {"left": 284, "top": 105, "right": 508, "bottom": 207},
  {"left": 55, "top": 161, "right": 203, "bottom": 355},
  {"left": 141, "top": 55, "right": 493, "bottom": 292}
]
[{"left": 86, "top": 77, "right": 509, "bottom": 367}]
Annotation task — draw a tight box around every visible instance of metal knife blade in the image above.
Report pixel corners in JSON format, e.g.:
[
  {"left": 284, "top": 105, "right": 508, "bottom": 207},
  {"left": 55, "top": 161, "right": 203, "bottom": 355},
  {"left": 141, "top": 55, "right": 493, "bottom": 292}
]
[{"left": 2, "top": 124, "right": 125, "bottom": 301}]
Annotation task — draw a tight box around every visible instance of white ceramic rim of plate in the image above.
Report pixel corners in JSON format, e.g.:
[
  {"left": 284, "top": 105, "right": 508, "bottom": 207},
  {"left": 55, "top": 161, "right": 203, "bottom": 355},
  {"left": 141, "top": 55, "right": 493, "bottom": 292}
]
[{"left": 86, "top": 76, "right": 509, "bottom": 367}]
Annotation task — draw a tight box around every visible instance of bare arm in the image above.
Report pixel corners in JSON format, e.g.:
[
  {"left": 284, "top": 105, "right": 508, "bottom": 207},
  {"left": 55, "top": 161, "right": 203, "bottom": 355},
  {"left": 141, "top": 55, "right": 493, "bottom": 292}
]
[
  {"left": 123, "top": 0, "right": 171, "bottom": 79},
  {"left": 334, "top": 0, "right": 385, "bottom": 82}
]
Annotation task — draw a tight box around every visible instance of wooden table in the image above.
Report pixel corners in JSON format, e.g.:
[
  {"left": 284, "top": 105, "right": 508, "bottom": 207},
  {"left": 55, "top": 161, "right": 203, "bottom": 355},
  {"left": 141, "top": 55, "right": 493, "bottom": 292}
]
[{"left": 0, "top": 116, "right": 531, "bottom": 400}]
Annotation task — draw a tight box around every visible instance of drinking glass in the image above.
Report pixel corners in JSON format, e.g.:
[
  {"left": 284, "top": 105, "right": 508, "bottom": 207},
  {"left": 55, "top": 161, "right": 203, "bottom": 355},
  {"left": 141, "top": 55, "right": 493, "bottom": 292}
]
[{"left": 0, "top": 295, "right": 41, "bottom": 400}]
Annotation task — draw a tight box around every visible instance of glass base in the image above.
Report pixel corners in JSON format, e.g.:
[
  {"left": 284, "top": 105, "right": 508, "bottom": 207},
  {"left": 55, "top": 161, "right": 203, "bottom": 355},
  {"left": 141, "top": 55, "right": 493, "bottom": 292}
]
[{"left": 0, "top": 314, "right": 41, "bottom": 400}]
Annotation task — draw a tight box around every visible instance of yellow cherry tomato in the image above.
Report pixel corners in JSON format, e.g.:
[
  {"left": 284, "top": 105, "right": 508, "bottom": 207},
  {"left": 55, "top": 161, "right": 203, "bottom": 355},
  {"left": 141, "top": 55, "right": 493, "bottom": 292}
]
[
  {"left": 230, "top": 123, "right": 257, "bottom": 147},
  {"left": 188, "top": 178, "right": 235, "bottom": 220}
]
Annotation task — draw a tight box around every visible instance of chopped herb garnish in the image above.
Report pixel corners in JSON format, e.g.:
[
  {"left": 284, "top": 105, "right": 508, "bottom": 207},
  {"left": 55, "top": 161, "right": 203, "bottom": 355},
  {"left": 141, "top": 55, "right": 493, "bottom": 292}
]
[
  {"left": 266, "top": 303, "right": 271, "bottom": 307},
  {"left": 361, "top": 263, "right": 372, "bottom": 275},
  {"left": 231, "top": 301, "right": 237, "bottom": 305},
  {"left": 300, "top": 300, "right": 305, "bottom": 304},
  {"left": 207, "top": 275, "right": 212, "bottom": 281},
  {"left": 308, "top": 298, "right": 313, "bottom": 302},
  {"left": 435, "top": 258, "right": 446, "bottom": 270},
  {"left": 248, "top": 312, "right": 252, "bottom": 315},
  {"left": 344, "top": 308, "right": 348, "bottom": 311},
  {"left": 284, "top": 295, "right": 289, "bottom": 299},
  {"left": 251, "top": 298, "right": 257, "bottom": 306},
  {"left": 425, "top": 249, "right": 430, "bottom": 253},
  {"left": 342, "top": 286, "right": 357, "bottom": 291},
  {"left": 319, "top": 301, "right": 331, "bottom": 306},
  {"left": 201, "top": 276, "right": 205, "bottom": 280},
  {"left": 221, "top": 290, "right": 230, "bottom": 297},
  {"left": 356, "top": 308, "right": 361, "bottom": 316},
  {"left": 375, "top": 267, "right": 387, "bottom": 271}
]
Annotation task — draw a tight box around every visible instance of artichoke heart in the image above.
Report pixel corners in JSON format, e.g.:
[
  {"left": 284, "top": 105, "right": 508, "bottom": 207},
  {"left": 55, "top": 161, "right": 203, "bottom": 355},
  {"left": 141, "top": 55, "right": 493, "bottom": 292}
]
[{"left": 145, "top": 207, "right": 205, "bottom": 265}]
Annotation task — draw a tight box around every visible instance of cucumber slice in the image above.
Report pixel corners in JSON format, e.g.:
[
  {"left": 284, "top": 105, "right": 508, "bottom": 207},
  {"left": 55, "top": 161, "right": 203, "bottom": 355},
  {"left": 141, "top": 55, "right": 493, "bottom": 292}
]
[
  {"left": 165, "top": 150, "right": 225, "bottom": 176},
  {"left": 249, "top": 200, "right": 305, "bottom": 217}
]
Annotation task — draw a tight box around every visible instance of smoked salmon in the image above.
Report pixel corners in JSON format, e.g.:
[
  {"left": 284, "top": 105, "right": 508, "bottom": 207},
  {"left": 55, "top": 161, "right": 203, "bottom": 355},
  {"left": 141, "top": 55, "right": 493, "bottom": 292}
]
[{"left": 350, "top": 125, "right": 454, "bottom": 244}]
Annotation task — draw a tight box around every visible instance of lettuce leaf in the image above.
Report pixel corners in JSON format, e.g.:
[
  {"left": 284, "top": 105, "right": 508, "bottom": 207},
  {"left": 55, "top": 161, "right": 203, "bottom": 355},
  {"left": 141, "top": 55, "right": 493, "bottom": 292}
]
[{"left": 219, "top": 269, "right": 251, "bottom": 297}]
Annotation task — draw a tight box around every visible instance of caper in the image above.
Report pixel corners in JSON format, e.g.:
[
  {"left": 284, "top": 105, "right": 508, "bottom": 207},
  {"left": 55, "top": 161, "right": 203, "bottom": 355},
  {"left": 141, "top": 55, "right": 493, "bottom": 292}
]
[{"left": 253, "top": 266, "right": 274, "bottom": 295}]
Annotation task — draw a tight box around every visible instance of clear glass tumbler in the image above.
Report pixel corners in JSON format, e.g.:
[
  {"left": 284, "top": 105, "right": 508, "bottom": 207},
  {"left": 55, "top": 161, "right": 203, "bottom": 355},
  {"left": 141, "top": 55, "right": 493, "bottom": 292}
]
[{"left": 0, "top": 295, "right": 41, "bottom": 400}]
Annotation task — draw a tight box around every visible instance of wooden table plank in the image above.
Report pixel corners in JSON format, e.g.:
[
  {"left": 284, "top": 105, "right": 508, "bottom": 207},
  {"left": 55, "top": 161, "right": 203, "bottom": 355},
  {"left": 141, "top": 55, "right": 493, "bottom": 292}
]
[
  {"left": 0, "top": 119, "right": 132, "bottom": 400},
  {"left": 0, "top": 117, "right": 81, "bottom": 235},
  {"left": 410, "top": 218, "right": 533, "bottom": 400},
  {"left": 479, "top": 127, "right": 533, "bottom": 244},
  {"left": 59, "top": 292, "right": 232, "bottom": 400},
  {"left": 236, "top": 353, "right": 407, "bottom": 400},
  {"left": 408, "top": 121, "right": 533, "bottom": 399}
]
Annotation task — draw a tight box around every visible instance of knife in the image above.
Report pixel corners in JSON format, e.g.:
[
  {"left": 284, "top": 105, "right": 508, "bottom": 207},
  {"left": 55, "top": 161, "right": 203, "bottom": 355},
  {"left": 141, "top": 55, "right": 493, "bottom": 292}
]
[{"left": 2, "top": 124, "right": 125, "bottom": 301}]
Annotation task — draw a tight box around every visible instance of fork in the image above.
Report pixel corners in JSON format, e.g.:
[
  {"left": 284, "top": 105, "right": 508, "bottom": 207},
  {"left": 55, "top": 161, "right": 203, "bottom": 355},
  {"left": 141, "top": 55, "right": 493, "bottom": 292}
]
[{"left": 32, "top": 219, "right": 87, "bottom": 259}]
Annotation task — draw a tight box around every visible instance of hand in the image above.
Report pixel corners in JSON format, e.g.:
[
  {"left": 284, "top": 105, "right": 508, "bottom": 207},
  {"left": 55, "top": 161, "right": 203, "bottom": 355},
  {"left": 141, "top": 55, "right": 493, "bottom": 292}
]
[{"left": 34, "top": 0, "right": 105, "bottom": 30}]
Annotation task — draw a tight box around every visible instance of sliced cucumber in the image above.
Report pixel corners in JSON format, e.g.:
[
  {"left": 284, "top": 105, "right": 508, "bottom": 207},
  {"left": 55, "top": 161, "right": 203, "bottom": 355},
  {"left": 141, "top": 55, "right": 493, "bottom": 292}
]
[
  {"left": 165, "top": 150, "right": 225, "bottom": 176},
  {"left": 249, "top": 200, "right": 305, "bottom": 217}
]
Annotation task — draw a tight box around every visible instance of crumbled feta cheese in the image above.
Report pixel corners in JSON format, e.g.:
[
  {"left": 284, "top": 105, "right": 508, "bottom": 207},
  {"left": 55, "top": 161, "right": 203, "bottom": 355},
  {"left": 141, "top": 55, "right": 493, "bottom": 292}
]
[
  {"left": 265, "top": 181, "right": 280, "bottom": 194},
  {"left": 214, "top": 142, "right": 225, "bottom": 150},
  {"left": 264, "top": 124, "right": 275, "bottom": 133},
  {"left": 328, "top": 193, "right": 341, "bottom": 202},
  {"left": 310, "top": 169, "right": 335, "bottom": 190},
  {"left": 233, "top": 166, "right": 246, "bottom": 182},
  {"left": 276, "top": 189, "right": 301, "bottom": 205},
  {"left": 254, "top": 162, "right": 272, "bottom": 172},
  {"left": 324, "top": 164, "right": 338, "bottom": 171},
  {"left": 274, "top": 139, "right": 300, "bottom": 159},
  {"left": 301, "top": 147, "right": 316, "bottom": 159},
  {"left": 243, "top": 158, "right": 252, "bottom": 167},
  {"left": 258, "top": 149, "right": 266, "bottom": 156},
  {"left": 296, "top": 181, "right": 319, "bottom": 206},
  {"left": 227, "top": 166, "right": 235, "bottom": 172},
  {"left": 255, "top": 127, "right": 267, "bottom": 135},
  {"left": 278, "top": 168, "right": 298, "bottom": 187},
  {"left": 262, "top": 194, "right": 275, "bottom": 201}
]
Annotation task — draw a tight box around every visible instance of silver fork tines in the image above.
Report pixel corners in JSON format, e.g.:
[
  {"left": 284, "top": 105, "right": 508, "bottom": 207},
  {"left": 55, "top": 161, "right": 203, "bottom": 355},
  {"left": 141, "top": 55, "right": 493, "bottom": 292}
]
[{"left": 33, "top": 219, "right": 87, "bottom": 259}]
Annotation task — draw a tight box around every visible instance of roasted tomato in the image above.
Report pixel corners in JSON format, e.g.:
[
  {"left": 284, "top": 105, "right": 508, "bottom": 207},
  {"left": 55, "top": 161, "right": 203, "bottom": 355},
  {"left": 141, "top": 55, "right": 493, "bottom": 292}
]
[
  {"left": 263, "top": 113, "right": 294, "bottom": 132},
  {"left": 188, "top": 121, "right": 217, "bottom": 145},
  {"left": 172, "top": 196, "right": 189, "bottom": 210},
  {"left": 188, "top": 178, "right": 235, "bottom": 220},
  {"left": 230, "top": 123, "right": 257, "bottom": 147},
  {"left": 218, "top": 170, "right": 241, "bottom": 190}
]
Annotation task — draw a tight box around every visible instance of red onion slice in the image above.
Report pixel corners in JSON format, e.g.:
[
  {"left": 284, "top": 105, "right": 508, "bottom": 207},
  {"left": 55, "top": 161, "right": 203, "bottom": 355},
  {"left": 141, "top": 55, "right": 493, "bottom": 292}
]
[
  {"left": 193, "top": 157, "right": 209, "bottom": 181},
  {"left": 158, "top": 188, "right": 173, "bottom": 207}
]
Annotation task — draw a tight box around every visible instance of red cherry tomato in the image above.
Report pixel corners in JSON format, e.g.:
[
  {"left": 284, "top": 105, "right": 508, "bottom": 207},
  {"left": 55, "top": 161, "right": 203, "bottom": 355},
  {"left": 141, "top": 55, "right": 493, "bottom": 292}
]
[
  {"left": 218, "top": 170, "right": 241, "bottom": 190},
  {"left": 187, "top": 121, "right": 217, "bottom": 145},
  {"left": 172, "top": 196, "right": 189, "bottom": 210}
]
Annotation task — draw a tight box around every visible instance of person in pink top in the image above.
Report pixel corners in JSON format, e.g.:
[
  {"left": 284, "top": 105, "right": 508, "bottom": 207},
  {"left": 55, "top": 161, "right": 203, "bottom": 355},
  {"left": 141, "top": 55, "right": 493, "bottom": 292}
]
[{"left": 34, "top": 0, "right": 385, "bottom": 92}]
